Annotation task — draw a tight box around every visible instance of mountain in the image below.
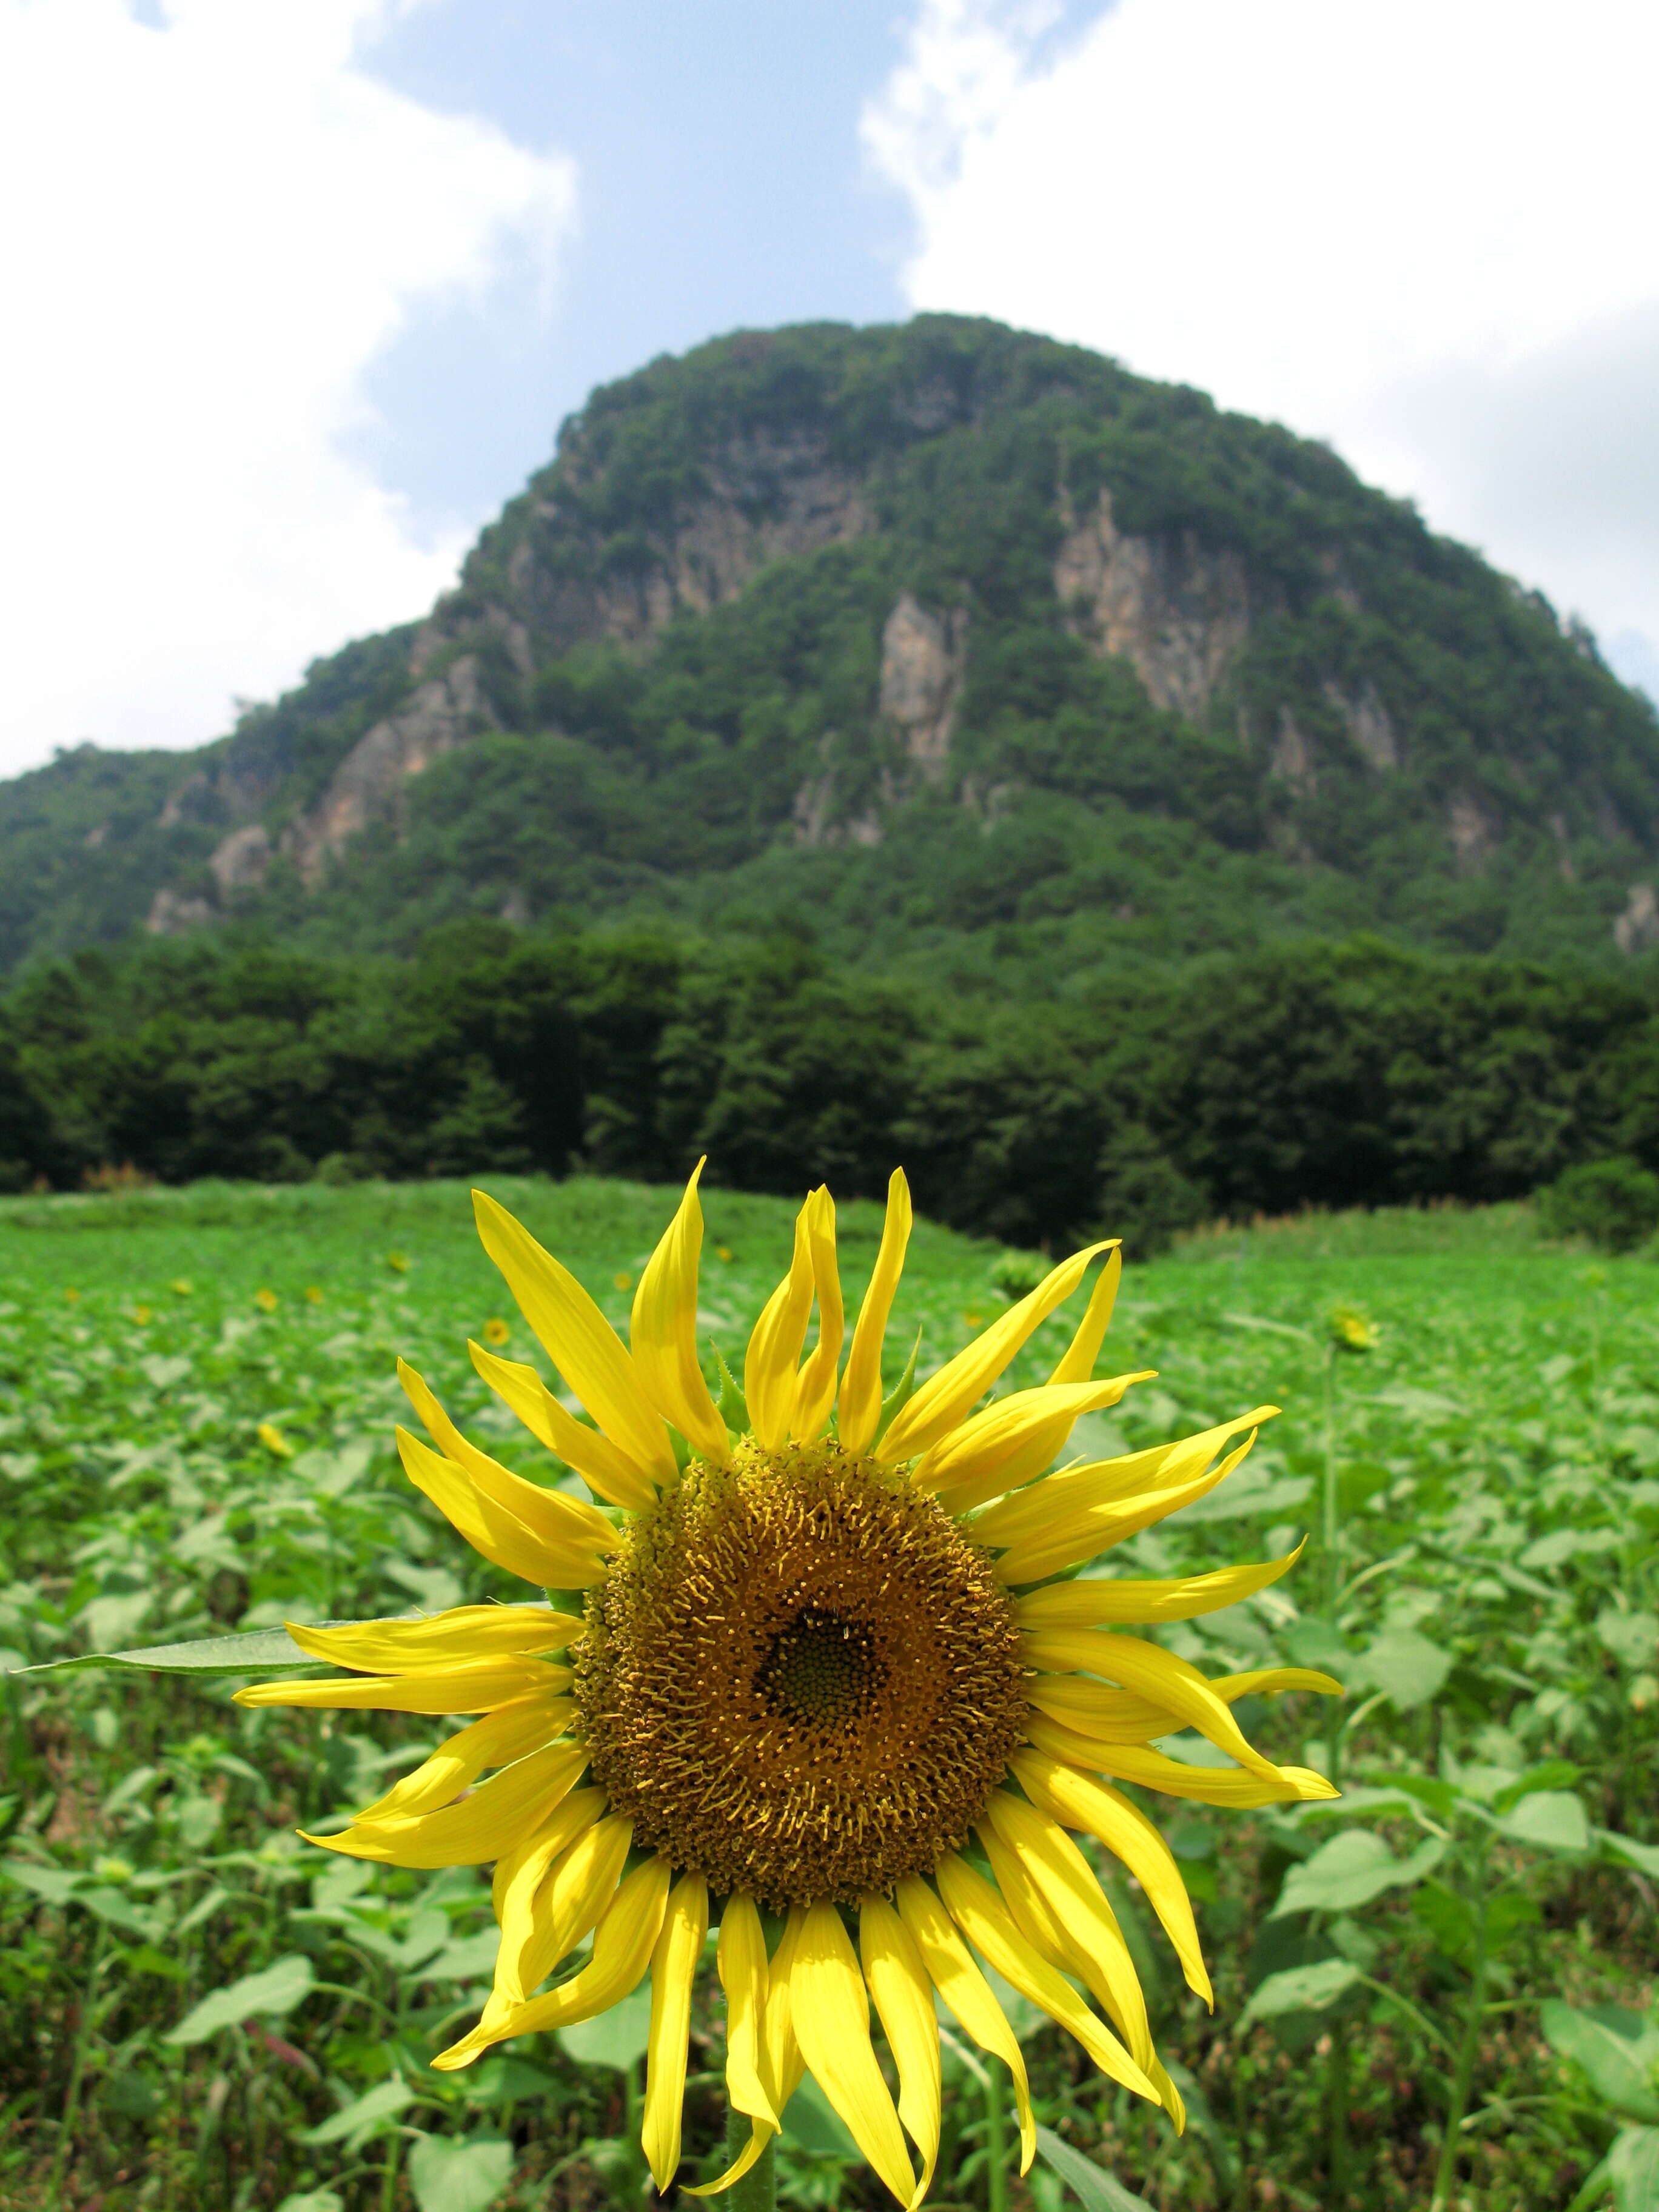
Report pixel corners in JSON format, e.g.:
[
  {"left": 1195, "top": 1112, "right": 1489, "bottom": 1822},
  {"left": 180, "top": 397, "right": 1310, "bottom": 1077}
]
[{"left": 5, "top": 314, "right": 1658, "bottom": 986}]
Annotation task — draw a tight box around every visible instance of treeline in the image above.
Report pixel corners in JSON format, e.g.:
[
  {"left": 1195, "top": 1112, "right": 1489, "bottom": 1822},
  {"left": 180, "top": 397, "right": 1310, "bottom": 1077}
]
[{"left": 3, "top": 921, "right": 1657, "bottom": 1250}]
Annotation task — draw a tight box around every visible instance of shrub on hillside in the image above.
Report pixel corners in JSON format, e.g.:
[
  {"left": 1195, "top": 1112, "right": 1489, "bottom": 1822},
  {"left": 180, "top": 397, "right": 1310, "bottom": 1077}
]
[{"left": 1535, "top": 1156, "right": 1659, "bottom": 1253}]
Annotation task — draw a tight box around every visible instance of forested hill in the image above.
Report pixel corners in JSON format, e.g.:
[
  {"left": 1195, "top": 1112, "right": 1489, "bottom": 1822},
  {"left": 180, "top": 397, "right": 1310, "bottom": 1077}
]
[{"left": 5, "top": 313, "right": 1659, "bottom": 986}]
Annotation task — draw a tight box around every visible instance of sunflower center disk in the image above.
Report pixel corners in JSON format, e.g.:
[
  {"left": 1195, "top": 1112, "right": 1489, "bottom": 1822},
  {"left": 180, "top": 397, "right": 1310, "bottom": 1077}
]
[{"left": 574, "top": 1438, "right": 1028, "bottom": 1906}]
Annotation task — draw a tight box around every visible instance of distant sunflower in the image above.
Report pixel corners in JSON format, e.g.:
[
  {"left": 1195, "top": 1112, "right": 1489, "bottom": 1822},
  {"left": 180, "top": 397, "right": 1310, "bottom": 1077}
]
[{"left": 239, "top": 1170, "right": 1338, "bottom": 2203}]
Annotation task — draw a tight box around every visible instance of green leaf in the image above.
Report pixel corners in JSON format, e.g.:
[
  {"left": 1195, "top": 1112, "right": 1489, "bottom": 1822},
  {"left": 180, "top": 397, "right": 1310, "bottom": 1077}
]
[
  {"left": 786, "top": 2074, "right": 860, "bottom": 2159},
  {"left": 1541, "top": 2003, "right": 1659, "bottom": 2124},
  {"left": 558, "top": 1984, "right": 651, "bottom": 2072},
  {"left": 1033, "top": 2123, "right": 1155, "bottom": 2212},
  {"left": 1597, "top": 1609, "right": 1659, "bottom": 1670},
  {"left": 0, "top": 1859, "right": 81, "bottom": 1905},
  {"left": 1603, "top": 1830, "right": 1659, "bottom": 1878},
  {"left": 276, "top": 2194, "right": 344, "bottom": 2212},
  {"left": 1236, "top": 1959, "right": 1361, "bottom": 2029},
  {"left": 19, "top": 1627, "right": 326, "bottom": 1680},
  {"left": 1353, "top": 1627, "right": 1452, "bottom": 1711},
  {"left": 301, "top": 2077, "right": 415, "bottom": 2148},
  {"left": 1272, "top": 1829, "right": 1444, "bottom": 1917},
  {"left": 166, "top": 1954, "right": 315, "bottom": 2045},
  {"left": 1610, "top": 2126, "right": 1659, "bottom": 2212},
  {"left": 406, "top": 2134, "right": 514, "bottom": 2212},
  {"left": 1497, "top": 1790, "right": 1590, "bottom": 1855}
]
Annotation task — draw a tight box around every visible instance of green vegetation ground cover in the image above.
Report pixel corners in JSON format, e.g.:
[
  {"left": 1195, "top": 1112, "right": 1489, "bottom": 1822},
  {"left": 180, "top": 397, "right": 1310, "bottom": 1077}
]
[{"left": 1, "top": 1179, "right": 1657, "bottom": 2212}]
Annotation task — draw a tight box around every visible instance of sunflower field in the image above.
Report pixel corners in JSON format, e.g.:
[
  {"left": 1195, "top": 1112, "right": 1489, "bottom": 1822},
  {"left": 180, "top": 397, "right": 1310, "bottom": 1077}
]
[{"left": 1, "top": 1176, "right": 1655, "bottom": 2212}]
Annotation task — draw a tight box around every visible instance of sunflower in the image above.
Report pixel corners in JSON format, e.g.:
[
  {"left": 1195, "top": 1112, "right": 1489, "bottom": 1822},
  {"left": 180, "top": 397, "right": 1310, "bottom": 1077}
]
[{"left": 237, "top": 1168, "right": 1338, "bottom": 2204}]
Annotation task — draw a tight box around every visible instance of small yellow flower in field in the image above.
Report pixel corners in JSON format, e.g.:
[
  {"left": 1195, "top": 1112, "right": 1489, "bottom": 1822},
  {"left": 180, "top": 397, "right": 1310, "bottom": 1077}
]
[
  {"left": 305, "top": 1285, "right": 324, "bottom": 1304},
  {"left": 132, "top": 1305, "right": 153, "bottom": 1326},
  {"left": 255, "top": 1289, "right": 279, "bottom": 1313},
  {"left": 258, "top": 1423, "right": 293, "bottom": 1458},
  {"left": 1329, "top": 1304, "right": 1376, "bottom": 1353},
  {"left": 64, "top": 1287, "right": 79, "bottom": 1304},
  {"left": 716, "top": 1245, "right": 734, "bottom": 1262},
  {"left": 612, "top": 1270, "right": 633, "bottom": 1292},
  {"left": 241, "top": 1162, "right": 1335, "bottom": 2203},
  {"left": 961, "top": 1308, "right": 987, "bottom": 1330},
  {"left": 1632, "top": 1674, "right": 1658, "bottom": 1714},
  {"left": 93, "top": 1855, "right": 135, "bottom": 1884},
  {"left": 483, "top": 1317, "right": 511, "bottom": 1346},
  {"left": 170, "top": 1279, "right": 193, "bottom": 1297},
  {"left": 387, "top": 1252, "right": 411, "bottom": 1274}
]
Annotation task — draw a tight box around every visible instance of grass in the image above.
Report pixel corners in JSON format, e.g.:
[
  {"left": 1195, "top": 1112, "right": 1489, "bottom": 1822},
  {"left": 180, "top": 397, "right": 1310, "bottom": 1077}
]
[{"left": 1, "top": 1176, "right": 1656, "bottom": 2212}]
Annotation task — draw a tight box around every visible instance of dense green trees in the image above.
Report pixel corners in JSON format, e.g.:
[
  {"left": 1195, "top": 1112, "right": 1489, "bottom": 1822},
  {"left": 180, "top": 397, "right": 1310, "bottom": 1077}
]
[{"left": 4, "top": 922, "right": 1657, "bottom": 1252}]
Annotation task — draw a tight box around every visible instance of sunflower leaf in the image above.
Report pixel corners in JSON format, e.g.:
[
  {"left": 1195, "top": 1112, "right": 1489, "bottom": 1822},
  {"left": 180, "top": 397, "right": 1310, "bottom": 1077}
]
[{"left": 1033, "top": 2123, "right": 1155, "bottom": 2212}]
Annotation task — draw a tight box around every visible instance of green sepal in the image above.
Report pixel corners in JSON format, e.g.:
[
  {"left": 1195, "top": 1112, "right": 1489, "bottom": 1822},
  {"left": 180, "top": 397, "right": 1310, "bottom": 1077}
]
[
  {"left": 873, "top": 1326, "right": 923, "bottom": 1449},
  {"left": 711, "top": 1342, "right": 749, "bottom": 1433}
]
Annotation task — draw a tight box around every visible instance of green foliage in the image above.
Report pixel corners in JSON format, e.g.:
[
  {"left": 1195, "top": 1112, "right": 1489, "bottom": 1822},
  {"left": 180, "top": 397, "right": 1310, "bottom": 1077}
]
[{"left": 1537, "top": 1156, "right": 1659, "bottom": 1253}]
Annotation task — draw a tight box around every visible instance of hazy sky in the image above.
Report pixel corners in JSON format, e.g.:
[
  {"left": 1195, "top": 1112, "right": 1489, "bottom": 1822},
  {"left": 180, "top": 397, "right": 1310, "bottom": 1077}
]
[{"left": 1, "top": 0, "right": 1654, "bottom": 776}]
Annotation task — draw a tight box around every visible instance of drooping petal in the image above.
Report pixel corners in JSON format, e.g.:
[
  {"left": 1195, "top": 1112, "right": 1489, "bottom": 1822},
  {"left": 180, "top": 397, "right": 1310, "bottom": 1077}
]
[
  {"left": 745, "top": 1197, "right": 817, "bottom": 1452},
  {"left": 1023, "top": 1715, "right": 1338, "bottom": 1804},
  {"left": 912, "top": 1375, "right": 1154, "bottom": 1513},
  {"left": 859, "top": 1892, "right": 942, "bottom": 2208},
  {"left": 933, "top": 1852, "right": 1162, "bottom": 2110},
  {"left": 979, "top": 1791, "right": 1153, "bottom": 2070},
  {"left": 235, "top": 1658, "right": 566, "bottom": 1714},
  {"left": 683, "top": 1895, "right": 779, "bottom": 2199},
  {"left": 892, "top": 1875, "right": 1034, "bottom": 2171},
  {"left": 1019, "top": 1631, "right": 1287, "bottom": 1781},
  {"left": 400, "top": 1361, "right": 615, "bottom": 1554},
  {"left": 838, "top": 1169, "right": 913, "bottom": 1455},
  {"left": 472, "top": 1190, "right": 678, "bottom": 1486},
  {"left": 494, "top": 1801, "right": 626, "bottom": 2005},
  {"left": 432, "top": 1854, "right": 672, "bottom": 2071},
  {"left": 791, "top": 1902, "right": 916, "bottom": 2207},
  {"left": 1015, "top": 1545, "right": 1306, "bottom": 1628},
  {"left": 762, "top": 1910, "right": 808, "bottom": 2117},
  {"left": 469, "top": 1341, "right": 659, "bottom": 1510},
  {"left": 1027, "top": 1664, "right": 1341, "bottom": 1744},
  {"left": 283, "top": 1606, "right": 581, "bottom": 1674},
  {"left": 1047, "top": 1249, "right": 1122, "bottom": 1384},
  {"left": 643, "top": 1873, "right": 710, "bottom": 2191},
  {"left": 353, "top": 1694, "right": 572, "bottom": 1822},
  {"left": 1011, "top": 1748, "right": 1212, "bottom": 2005},
  {"left": 631, "top": 1164, "right": 729, "bottom": 1467},
  {"left": 397, "top": 1426, "right": 608, "bottom": 1589},
  {"left": 876, "top": 1240, "right": 1115, "bottom": 1467},
  {"left": 305, "top": 1741, "right": 588, "bottom": 1869},
  {"left": 974, "top": 1410, "right": 1278, "bottom": 1552},
  {"left": 792, "top": 1188, "right": 845, "bottom": 1443}
]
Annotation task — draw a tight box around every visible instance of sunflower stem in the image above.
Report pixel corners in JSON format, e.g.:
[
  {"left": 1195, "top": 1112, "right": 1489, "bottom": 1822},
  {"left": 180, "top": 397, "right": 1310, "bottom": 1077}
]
[
  {"left": 726, "top": 2110, "right": 776, "bottom": 2212},
  {"left": 983, "top": 2057, "right": 1010, "bottom": 2212}
]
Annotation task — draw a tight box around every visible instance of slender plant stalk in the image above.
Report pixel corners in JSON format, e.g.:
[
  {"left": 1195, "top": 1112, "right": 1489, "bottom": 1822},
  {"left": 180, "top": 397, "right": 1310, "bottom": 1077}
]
[
  {"left": 1430, "top": 1842, "right": 1493, "bottom": 2212},
  {"left": 726, "top": 2106, "right": 776, "bottom": 2212},
  {"left": 984, "top": 2057, "right": 1009, "bottom": 2212},
  {"left": 1324, "top": 2016, "right": 1350, "bottom": 2207},
  {"left": 47, "top": 1920, "right": 107, "bottom": 2212}
]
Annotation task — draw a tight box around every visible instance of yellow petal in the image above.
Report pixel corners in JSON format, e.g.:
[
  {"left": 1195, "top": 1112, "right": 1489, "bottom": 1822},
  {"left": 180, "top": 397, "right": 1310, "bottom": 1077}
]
[
  {"left": 980, "top": 1791, "right": 1153, "bottom": 2070},
  {"left": 892, "top": 1875, "right": 1034, "bottom": 2172},
  {"left": 400, "top": 1361, "right": 614, "bottom": 1553},
  {"left": 1023, "top": 1715, "right": 1339, "bottom": 1804},
  {"left": 1016, "top": 1544, "right": 1306, "bottom": 1627},
  {"left": 306, "top": 1741, "right": 588, "bottom": 1869},
  {"left": 763, "top": 1910, "right": 808, "bottom": 2117},
  {"left": 235, "top": 1658, "right": 566, "bottom": 1714},
  {"left": 489, "top": 1783, "right": 606, "bottom": 1929},
  {"left": 354, "top": 1694, "right": 572, "bottom": 1822},
  {"left": 1019, "top": 1630, "right": 1284, "bottom": 1780},
  {"left": 283, "top": 1606, "right": 581, "bottom": 1674},
  {"left": 912, "top": 1375, "right": 1155, "bottom": 1513},
  {"left": 1047, "top": 1248, "right": 1122, "bottom": 1384},
  {"left": 682, "top": 1892, "right": 780, "bottom": 2196},
  {"left": 791, "top": 1902, "right": 916, "bottom": 2207},
  {"left": 1027, "top": 1663, "right": 1341, "bottom": 1744},
  {"left": 859, "top": 1892, "right": 942, "bottom": 2209},
  {"left": 933, "top": 1852, "right": 1160, "bottom": 2108},
  {"left": 745, "top": 1197, "right": 817, "bottom": 1452},
  {"left": 838, "top": 1168, "right": 913, "bottom": 1455},
  {"left": 643, "top": 1872, "right": 709, "bottom": 2191},
  {"left": 396, "top": 1426, "right": 608, "bottom": 1589},
  {"left": 631, "top": 1163, "right": 729, "bottom": 1467},
  {"left": 877, "top": 1240, "right": 1115, "bottom": 1466},
  {"left": 974, "top": 1409, "right": 1278, "bottom": 1550},
  {"left": 472, "top": 1190, "right": 678, "bottom": 1484},
  {"left": 973, "top": 1825, "right": 1071, "bottom": 1968},
  {"left": 792, "top": 1188, "right": 845, "bottom": 1443},
  {"left": 469, "top": 1341, "right": 658, "bottom": 1509},
  {"left": 1011, "top": 1748, "right": 1211, "bottom": 2005},
  {"left": 494, "top": 1800, "right": 624, "bottom": 2005},
  {"left": 431, "top": 1854, "right": 672, "bottom": 2071}
]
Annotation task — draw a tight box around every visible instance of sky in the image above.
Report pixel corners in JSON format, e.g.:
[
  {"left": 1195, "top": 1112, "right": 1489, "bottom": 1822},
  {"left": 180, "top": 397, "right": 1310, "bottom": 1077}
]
[{"left": 1, "top": 0, "right": 1655, "bottom": 777}]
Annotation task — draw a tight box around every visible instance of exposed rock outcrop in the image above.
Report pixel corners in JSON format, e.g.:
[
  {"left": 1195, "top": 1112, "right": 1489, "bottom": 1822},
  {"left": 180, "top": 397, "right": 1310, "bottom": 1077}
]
[
  {"left": 1271, "top": 711, "right": 1318, "bottom": 793},
  {"left": 879, "top": 593, "right": 967, "bottom": 775},
  {"left": 209, "top": 824, "right": 272, "bottom": 897},
  {"left": 1448, "top": 791, "right": 1502, "bottom": 873},
  {"left": 1615, "top": 882, "right": 1659, "bottom": 954},
  {"left": 1054, "top": 489, "right": 1251, "bottom": 720},
  {"left": 145, "top": 886, "right": 215, "bottom": 936},
  {"left": 1326, "top": 680, "right": 1401, "bottom": 771}
]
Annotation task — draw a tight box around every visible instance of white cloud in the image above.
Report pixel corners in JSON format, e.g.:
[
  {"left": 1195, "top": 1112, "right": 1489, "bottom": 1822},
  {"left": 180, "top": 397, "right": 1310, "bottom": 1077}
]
[
  {"left": 865, "top": 0, "right": 1659, "bottom": 678},
  {"left": 0, "top": 0, "right": 577, "bottom": 773}
]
